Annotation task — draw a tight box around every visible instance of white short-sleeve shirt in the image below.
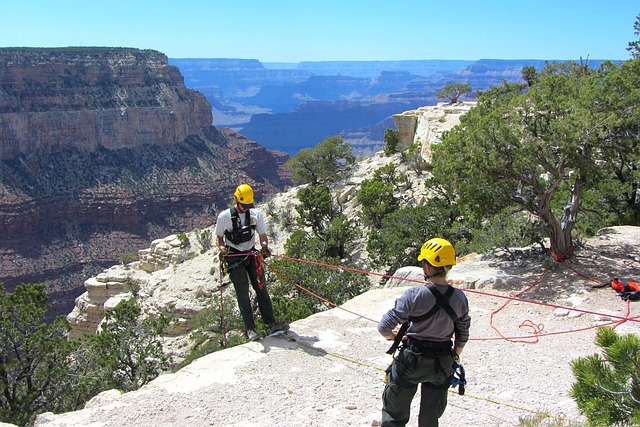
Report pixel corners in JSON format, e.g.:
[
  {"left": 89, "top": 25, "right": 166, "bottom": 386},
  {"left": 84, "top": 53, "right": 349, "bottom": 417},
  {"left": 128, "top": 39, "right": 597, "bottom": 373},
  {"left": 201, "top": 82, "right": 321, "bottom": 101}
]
[{"left": 214, "top": 208, "right": 267, "bottom": 252}]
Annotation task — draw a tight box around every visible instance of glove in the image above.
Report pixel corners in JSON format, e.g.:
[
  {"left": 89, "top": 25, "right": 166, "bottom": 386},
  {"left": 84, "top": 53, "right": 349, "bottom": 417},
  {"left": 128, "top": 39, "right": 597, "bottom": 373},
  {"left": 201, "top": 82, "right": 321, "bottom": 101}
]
[
  {"left": 219, "top": 247, "right": 228, "bottom": 262},
  {"left": 260, "top": 247, "right": 271, "bottom": 258}
]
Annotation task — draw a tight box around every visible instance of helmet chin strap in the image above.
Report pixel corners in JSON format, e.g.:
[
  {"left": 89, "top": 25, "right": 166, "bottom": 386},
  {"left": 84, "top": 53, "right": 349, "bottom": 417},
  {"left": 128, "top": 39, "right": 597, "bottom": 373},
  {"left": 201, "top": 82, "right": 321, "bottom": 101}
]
[{"left": 424, "top": 264, "right": 446, "bottom": 280}]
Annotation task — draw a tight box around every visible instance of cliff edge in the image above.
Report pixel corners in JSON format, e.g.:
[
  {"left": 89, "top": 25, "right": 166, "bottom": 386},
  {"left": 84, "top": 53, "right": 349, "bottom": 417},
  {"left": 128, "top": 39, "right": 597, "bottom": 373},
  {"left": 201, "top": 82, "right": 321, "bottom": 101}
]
[{"left": 0, "top": 48, "right": 288, "bottom": 316}]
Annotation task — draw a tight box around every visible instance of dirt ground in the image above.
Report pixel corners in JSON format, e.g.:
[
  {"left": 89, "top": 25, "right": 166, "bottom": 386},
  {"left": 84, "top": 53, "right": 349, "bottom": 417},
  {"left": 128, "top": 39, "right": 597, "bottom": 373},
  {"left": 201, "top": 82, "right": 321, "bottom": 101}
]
[{"left": 35, "top": 226, "right": 640, "bottom": 427}]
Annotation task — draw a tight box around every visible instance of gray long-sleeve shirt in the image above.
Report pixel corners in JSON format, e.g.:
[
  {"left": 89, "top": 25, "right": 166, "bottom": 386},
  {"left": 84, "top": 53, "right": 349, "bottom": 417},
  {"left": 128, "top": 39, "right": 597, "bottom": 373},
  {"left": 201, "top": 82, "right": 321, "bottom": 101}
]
[{"left": 378, "top": 283, "right": 471, "bottom": 350}]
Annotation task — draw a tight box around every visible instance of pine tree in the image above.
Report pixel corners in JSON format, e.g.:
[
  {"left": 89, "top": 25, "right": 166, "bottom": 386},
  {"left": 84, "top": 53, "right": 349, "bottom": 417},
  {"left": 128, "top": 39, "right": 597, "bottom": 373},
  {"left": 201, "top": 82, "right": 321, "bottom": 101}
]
[{"left": 571, "top": 327, "right": 640, "bottom": 425}]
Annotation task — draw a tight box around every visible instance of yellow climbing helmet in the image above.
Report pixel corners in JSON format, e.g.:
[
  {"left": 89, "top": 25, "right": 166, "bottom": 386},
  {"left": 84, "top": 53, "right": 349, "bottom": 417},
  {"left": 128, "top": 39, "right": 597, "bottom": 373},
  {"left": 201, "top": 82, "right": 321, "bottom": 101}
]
[
  {"left": 234, "top": 184, "right": 255, "bottom": 207},
  {"left": 417, "top": 237, "right": 456, "bottom": 267}
]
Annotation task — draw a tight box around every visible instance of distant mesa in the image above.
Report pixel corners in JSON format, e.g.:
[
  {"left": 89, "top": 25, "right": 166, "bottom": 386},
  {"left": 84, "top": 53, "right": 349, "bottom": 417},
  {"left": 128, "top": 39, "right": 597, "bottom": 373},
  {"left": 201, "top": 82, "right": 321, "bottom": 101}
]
[{"left": 170, "top": 57, "right": 586, "bottom": 156}]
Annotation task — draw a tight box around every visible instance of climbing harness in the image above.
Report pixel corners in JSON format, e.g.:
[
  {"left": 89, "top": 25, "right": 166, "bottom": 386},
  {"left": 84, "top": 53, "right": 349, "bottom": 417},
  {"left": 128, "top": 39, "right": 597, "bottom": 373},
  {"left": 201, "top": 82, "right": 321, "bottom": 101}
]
[
  {"left": 223, "top": 248, "right": 267, "bottom": 291},
  {"left": 386, "top": 283, "right": 457, "bottom": 355},
  {"left": 383, "top": 283, "right": 466, "bottom": 393},
  {"left": 224, "top": 207, "right": 255, "bottom": 245}
]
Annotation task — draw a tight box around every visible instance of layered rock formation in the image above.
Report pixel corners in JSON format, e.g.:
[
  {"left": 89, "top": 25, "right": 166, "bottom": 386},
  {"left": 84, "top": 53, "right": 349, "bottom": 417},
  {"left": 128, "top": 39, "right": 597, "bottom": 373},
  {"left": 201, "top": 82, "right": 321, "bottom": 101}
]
[
  {"left": 0, "top": 48, "right": 288, "bottom": 317},
  {"left": 0, "top": 47, "right": 211, "bottom": 159},
  {"left": 392, "top": 102, "right": 474, "bottom": 161}
]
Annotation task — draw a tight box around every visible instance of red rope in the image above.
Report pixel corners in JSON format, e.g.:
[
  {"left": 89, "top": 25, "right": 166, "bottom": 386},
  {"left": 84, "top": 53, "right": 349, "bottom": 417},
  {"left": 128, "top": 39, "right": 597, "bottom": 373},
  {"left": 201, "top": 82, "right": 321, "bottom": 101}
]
[
  {"left": 550, "top": 246, "right": 574, "bottom": 262},
  {"left": 219, "top": 262, "right": 227, "bottom": 347},
  {"left": 272, "top": 254, "right": 640, "bottom": 325},
  {"left": 488, "top": 267, "right": 551, "bottom": 344},
  {"left": 255, "top": 252, "right": 265, "bottom": 290},
  {"left": 265, "top": 253, "right": 640, "bottom": 344}
]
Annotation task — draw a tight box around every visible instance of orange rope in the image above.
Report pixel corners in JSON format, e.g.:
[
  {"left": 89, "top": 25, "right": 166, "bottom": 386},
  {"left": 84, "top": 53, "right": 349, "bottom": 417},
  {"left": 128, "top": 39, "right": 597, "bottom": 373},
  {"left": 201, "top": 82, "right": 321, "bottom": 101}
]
[
  {"left": 487, "top": 267, "right": 551, "bottom": 344},
  {"left": 265, "top": 261, "right": 380, "bottom": 323},
  {"left": 264, "top": 253, "right": 640, "bottom": 344}
]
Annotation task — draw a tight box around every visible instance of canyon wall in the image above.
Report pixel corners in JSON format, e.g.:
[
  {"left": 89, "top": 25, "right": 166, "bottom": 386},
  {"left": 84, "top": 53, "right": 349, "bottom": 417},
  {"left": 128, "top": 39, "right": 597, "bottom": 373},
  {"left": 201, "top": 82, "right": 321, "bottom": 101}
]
[
  {"left": 0, "top": 48, "right": 288, "bottom": 317},
  {"left": 0, "top": 47, "right": 211, "bottom": 159}
]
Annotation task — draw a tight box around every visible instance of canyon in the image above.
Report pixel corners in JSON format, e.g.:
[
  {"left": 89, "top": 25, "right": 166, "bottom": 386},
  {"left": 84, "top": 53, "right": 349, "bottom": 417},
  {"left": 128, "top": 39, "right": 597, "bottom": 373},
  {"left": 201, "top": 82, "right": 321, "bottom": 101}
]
[
  {"left": 0, "top": 48, "right": 289, "bottom": 317},
  {"left": 172, "top": 58, "right": 612, "bottom": 156}
]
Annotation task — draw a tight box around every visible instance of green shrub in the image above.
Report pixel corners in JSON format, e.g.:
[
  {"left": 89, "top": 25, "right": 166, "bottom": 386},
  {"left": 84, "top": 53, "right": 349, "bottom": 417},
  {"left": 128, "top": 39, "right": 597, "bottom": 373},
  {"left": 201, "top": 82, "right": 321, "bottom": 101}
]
[
  {"left": 196, "top": 228, "right": 213, "bottom": 254},
  {"left": 176, "top": 232, "right": 189, "bottom": 248},
  {"left": 571, "top": 327, "right": 640, "bottom": 426},
  {"left": 383, "top": 128, "right": 399, "bottom": 155},
  {"left": 118, "top": 251, "right": 138, "bottom": 265}
]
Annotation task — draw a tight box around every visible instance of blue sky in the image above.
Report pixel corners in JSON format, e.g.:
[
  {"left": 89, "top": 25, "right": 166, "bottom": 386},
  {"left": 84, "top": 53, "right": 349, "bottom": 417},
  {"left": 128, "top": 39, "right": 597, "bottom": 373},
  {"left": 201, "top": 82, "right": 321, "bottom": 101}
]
[{"left": 1, "top": 1, "right": 637, "bottom": 62}]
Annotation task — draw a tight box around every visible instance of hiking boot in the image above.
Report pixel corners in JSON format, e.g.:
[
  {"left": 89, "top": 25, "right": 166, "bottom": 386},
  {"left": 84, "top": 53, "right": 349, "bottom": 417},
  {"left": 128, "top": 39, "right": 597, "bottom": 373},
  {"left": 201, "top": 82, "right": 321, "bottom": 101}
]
[
  {"left": 246, "top": 330, "right": 260, "bottom": 341},
  {"left": 269, "top": 322, "right": 290, "bottom": 334}
]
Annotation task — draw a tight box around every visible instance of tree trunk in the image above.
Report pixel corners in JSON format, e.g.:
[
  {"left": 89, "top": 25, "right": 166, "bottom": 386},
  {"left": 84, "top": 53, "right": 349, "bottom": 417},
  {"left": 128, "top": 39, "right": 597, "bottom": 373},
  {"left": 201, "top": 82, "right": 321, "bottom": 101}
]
[
  {"left": 538, "top": 174, "right": 587, "bottom": 260},
  {"left": 544, "top": 212, "right": 572, "bottom": 258}
]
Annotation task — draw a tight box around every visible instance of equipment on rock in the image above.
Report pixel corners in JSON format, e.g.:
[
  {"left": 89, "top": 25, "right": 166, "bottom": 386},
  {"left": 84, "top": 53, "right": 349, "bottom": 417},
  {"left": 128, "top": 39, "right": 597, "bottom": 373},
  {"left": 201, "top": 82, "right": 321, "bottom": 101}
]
[
  {"left": 267, "top": 329, "right": 296, "bottom": 342},
  {"left": 592, "top": 278, "right": 640, "bottom": 301},
  {"left": 269, "top": 321, "right": 290, "bottom": 334},
  {"left": 620, "top": 291, "right": 640, "bottom": 301}
]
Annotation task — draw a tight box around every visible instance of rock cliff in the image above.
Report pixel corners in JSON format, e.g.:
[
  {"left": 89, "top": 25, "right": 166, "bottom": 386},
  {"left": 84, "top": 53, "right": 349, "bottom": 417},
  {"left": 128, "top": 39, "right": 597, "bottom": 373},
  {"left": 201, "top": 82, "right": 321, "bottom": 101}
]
[
  {"left": 63, "top": 103, "right": 464, "bottom": 350},
  {"left": 392, "top": 102, "right": 474, "bottom": 159},
  {"left": 0, "top": 48, "right": 289, "bottom": 317},
  {"left": 0, "top": 47, "right": 211, "bottom": 159}
]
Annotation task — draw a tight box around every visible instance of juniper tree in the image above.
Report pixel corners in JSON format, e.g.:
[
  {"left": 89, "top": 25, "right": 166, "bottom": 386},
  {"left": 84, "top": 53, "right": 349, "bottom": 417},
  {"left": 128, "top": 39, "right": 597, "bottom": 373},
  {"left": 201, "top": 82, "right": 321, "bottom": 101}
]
[
  {"left": 0, "top": 283, "right": 78, "bottom": 426},
  {"left": 284, "top": 135, "right": 355, "bottom": 185},
  {"left": 437, "top": 82, "right": 472, "bottom": 104},
  {"left": 432, "top": 57, "right": 640, "bottom": 258},
  {"left": 358, "top": 164, "right": 398, "bottom": 229}
]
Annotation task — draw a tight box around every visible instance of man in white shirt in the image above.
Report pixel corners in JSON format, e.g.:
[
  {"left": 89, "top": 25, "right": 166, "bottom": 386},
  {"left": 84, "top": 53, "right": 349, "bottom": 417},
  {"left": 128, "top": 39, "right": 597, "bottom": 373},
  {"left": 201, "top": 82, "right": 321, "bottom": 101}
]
[{"left": 214, "top": 184, "right": 288, "bottom": 341}]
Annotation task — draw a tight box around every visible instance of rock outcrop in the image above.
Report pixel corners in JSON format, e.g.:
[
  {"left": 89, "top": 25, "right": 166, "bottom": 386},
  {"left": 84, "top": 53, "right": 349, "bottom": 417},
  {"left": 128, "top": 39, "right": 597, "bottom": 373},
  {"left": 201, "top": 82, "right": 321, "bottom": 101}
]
[
  {"left": 0, "top": 48, "right": 289, "bottom": 317},
  {"left": 37, "top": 226, "right": 640, "bottom": 427},
  {"left": 67, "top": 230, "right": 215, "bottom": 341},
  {"left": 392, "top": 101, "right": 473, "bottom": 160}
]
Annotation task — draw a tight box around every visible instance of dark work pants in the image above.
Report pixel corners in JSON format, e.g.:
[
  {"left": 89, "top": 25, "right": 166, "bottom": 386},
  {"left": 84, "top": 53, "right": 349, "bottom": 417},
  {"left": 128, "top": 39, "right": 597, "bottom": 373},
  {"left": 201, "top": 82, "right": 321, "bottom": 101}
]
[
  {"left": 382, "top": 347, "right": 453, "bottom": 427},
  {"left": 228, "top": 257, "right": 276, "bottom": 331}
]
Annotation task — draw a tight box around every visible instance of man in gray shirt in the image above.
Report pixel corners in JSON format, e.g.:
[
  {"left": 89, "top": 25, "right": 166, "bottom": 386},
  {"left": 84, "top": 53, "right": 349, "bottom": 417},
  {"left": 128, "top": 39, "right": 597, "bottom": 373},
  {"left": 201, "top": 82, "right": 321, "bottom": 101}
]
[{"left": 378, "top": 237, "right": 470, "bottom": 427}]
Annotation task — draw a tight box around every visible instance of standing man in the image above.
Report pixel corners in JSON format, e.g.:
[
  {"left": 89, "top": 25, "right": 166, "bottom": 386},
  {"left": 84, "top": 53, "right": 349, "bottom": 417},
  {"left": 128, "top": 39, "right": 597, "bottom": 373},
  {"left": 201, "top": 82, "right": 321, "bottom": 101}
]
[
  {"left": 214, "top": 183, "right": 288, "bottom": 341},
  {"left": 378, "top": 238, "right": 470, "bottom": 427}
]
